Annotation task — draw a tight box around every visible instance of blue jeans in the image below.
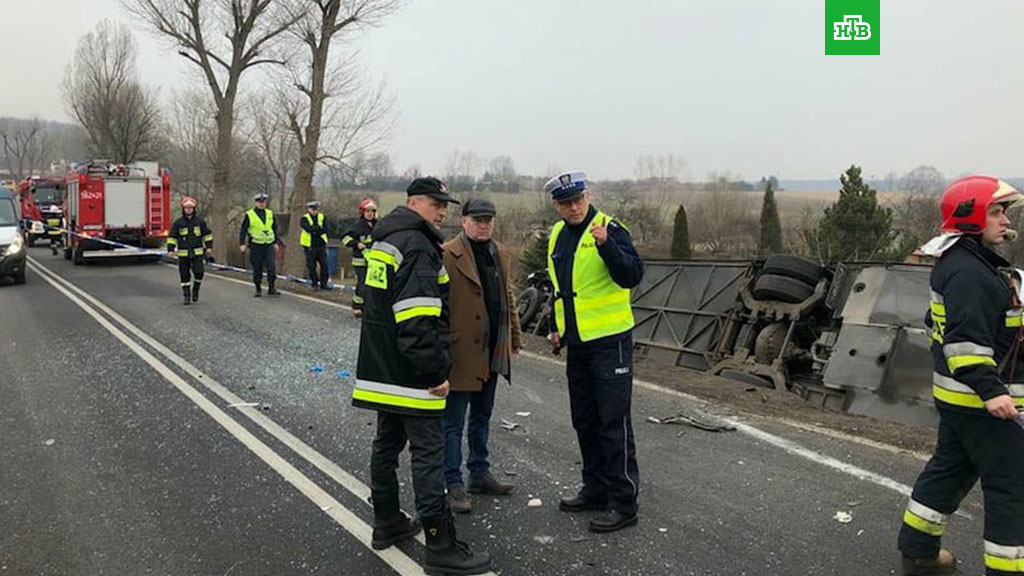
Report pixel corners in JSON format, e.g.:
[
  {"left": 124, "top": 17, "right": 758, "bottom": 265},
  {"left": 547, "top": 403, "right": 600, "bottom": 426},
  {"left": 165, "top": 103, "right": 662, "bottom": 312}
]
[{"left": 443, "top": 373, "right": 498, "bottom": 487}]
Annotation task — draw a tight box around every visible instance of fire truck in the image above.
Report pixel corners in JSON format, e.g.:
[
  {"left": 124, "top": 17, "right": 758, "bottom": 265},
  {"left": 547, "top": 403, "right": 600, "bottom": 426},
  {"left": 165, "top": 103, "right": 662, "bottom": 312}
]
[
  {"left": 16, "top": 177, "right": 65, "bottom": 246},
  {"left": 64, "top": 160, "right": 171, "bottom": 264}
]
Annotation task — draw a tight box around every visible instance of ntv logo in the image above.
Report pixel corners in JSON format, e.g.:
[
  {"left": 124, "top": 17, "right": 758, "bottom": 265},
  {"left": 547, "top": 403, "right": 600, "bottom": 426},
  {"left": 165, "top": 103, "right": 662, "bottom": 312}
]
[
  {"left": 833, "top": 15, "right": 871, "bottom": 40},
  {"left": 825, "top": 0, "right": 879, "bottom": 54}
]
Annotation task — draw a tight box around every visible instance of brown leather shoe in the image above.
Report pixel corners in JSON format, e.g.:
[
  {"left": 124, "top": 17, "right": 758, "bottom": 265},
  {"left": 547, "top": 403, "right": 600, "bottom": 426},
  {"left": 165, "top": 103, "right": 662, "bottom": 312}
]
[
  {"left": 467, "top": 473, "right": 514, "bottom": 496},
  {"left": 447, "top": 485, "right": 472, "bottom": 514},
  {"left": 902, "top": 549, "right": 957, "bottom": 575}
]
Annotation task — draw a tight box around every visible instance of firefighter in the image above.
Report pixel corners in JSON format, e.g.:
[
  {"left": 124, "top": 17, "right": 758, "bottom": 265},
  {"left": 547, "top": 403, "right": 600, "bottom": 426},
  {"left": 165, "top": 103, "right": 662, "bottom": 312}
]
[
  {"left": 167, "top": 196, "right": 213, "bottom": 305},
  {"left": 238, "top": 193, "right": 281, "bottom": 297},
  {"left": 42, "top": 204, "right": 63, "bottom": 256},
  {"left": 341, "top": 198, "right": 378, "bottom": 316},
  {"left": 300, "top": 200, "right": 330, "bottom": 290},
  {"left": 351, "top": 177, "right": 491, "bottom": 575},
  {"left": 898, "top": 176, "right": 1024, "bottom": 576},
  {"left": 545, "top": 171, "right": 644, "bottom": 534}
]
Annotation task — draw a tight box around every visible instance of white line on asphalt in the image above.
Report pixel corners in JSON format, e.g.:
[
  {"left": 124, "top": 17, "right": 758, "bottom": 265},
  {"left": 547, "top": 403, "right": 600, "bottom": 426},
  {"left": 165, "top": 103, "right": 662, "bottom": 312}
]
[
  {"left": 27, "top": 259, "right": 429, "bottom": 575},
  {"left": 520, "top": 351, "right": 920, "bottom": 499},
  {"left": 85, "top": 259, "right": 925, "bottom": 511}
]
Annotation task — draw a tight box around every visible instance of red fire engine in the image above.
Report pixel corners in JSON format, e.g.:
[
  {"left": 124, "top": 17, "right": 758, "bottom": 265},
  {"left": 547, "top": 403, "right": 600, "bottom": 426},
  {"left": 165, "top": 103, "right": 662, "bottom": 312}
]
[
  {"left": 16, "top": 177, "right": 65, "bottom": 246},
  {"left": 64, "top": 160, "right": 171, "bottom": 264}
]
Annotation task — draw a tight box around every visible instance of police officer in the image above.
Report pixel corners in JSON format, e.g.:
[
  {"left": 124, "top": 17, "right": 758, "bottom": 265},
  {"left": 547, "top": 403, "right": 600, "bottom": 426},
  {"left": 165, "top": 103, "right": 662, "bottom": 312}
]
[
  {"left": 42, "top": 204, "right": 63, "bottom": 256},
  {"left": 545, "top": 171, "right": 644, "bottom": 534},
  {"left": 341, "top": 198, "right": 378, "bottom": 316},
  {"left": 238, "top": 193, "right": 281, "bottom": 297},
  {"left": 167, "top": 196, "right": 213, "bottom": 305},
  {"left": 300, "top": 200, "right": 330, "bottom": 290},
  {"left": 899, "top": 176, "right": 1024, "bottom": 575},
  {"left": 352, "top": 177, "right": 491, "bottom": 575}
]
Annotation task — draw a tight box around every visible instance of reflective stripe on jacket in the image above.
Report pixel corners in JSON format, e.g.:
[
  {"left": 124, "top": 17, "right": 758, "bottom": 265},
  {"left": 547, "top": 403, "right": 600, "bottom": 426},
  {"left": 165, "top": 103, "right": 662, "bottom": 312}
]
[{"left": 352, "top": 206, "right": 452, "bottom": 416}]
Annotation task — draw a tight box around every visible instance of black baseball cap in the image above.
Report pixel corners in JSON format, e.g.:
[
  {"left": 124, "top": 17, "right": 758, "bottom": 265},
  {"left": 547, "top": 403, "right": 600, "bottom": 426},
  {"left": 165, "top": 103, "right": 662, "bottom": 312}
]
[{"left": 407, "top": 177, "right": 460, "bottom": 204}]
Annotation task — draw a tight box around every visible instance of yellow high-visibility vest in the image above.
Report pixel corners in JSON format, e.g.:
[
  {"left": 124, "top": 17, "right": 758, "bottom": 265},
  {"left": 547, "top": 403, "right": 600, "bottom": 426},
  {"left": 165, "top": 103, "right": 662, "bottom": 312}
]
[
  {"left": 547, "top": 210, "right": 634, "bottom": 342},
  {"left": 300, "top": 213, "right": 327, "bottom": 247},
  {"left": 246, "top": 209, "right": 275, "bottom": 245}
]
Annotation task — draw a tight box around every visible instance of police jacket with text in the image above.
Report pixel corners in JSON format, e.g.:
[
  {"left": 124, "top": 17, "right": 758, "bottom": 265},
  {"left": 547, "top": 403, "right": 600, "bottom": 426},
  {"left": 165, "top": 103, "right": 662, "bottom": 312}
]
[
  {"left": 929, "top": 235, "right": 1024, "bottom": 416},
  {"left": 167, "top": 214, "right": 213, "bottom": 258},
  {"left": 352, "top": 206, "right": 452, "bottom": 416},
  {"left": 549, "top": 205, "right": 644, "bottom": 346}
]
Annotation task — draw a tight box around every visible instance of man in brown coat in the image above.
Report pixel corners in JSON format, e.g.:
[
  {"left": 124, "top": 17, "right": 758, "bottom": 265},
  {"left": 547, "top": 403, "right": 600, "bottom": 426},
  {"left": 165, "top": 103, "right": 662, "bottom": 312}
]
[{"left": 442, "top": 198, "right": 523, "bottom": 514}]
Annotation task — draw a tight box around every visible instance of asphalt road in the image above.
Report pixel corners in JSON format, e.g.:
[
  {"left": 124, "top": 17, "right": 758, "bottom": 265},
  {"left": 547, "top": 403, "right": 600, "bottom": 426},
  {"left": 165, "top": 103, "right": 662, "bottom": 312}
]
[{"left": 0, "top": 248, "right": 989, "bottom": 576}]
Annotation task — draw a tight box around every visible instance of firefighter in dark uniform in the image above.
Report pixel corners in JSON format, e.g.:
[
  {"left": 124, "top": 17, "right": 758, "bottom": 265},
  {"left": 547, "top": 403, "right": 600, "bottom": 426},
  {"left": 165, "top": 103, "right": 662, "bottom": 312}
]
[
  {"left": 167, "top": 196, "right": 213, "bottom": 305},
  {"left": 238, "top": 193, "right": 281, "bottom": 297},
  {"left": 545, "top": 171, "right": 644, "bottom": 534},
  {"left": 300, "top": 200, "right": 330, "bottom": 290},
  {"left": 352, "top": 177, "right": 491, "bottom": 575},
  {"left": 899, "top": 176, "right": 1024, "bottom": 576},
  {"left": 42, "top": 204, "right": 63, "bottom": 256},
  {"left": 341, "top": 198, "right": 378, "bottom": 316}
]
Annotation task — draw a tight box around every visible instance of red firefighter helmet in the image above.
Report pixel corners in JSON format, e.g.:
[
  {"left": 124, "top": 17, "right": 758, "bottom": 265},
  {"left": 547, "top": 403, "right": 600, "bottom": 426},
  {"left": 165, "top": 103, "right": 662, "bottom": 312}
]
[
  {"left": 181, "top": 195, "right": 198, "bottom": 210},
  {"left": 940, "top": 176, "right": 1024, "bottom": 234},
  {"left": 359, "top": 198, "right": 378, "bottom": 216}
]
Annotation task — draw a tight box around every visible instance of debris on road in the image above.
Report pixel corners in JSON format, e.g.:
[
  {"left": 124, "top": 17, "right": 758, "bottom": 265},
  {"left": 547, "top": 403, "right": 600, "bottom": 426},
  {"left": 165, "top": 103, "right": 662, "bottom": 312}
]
[
  {"left": 337, "top": 370, "right": 353, "bottom": 378},
  {"left": 533, "top": 535, "right": 553, "bottom": 544},
  {"left": 503, "top": 470, "right": 518, "bottom": 477},
  {"left": 846, "top": 500, "right": 863, "bottom": 508},
  {"left": 647, "top": 410, "right": 736, "bottom": 432},
  {"left": 515, "top": 411, "right": 532, "bottom": 417},
  {"left": 228, "top": 402, "right": 260, "bottom": 408},
  {"left": 43, "top": 438, "right": 55, "bottom": 446},
  {"left": 833, "top": 511, "right": 853, "bottom": 524},
  {"left": 310, "top": 365, "right": 323, "bottom": 373},
  {"left": 527, "top": 498, "right": 543, "bottom": 507},
  {"left": 500, "top": 418, "right": 520, "bottom": 431}
]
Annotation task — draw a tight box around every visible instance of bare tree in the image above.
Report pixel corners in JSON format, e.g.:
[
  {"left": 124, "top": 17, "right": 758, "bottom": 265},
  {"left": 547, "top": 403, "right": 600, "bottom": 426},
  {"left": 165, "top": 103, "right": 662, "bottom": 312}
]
[
  {"left": 444, "top": 149, "right": 481, "bottom": 192},
  {"left": 0, "top": 118, "right": 54, "bottom": 180},
  {"left": 128, "top": 0, "right": 299, "bottom": 261},
  {"left": 248, "top": 94, "right": 299, "bottom": 212},
  {"left": 278, "top": 0, "right": 400, "bottom": 274},
  {"left": 634, "top": 154, "right": 686, "bottom": 185},
  {"left": 688, "top": 190, "right": 759, "bottom": 256},
  {"left": 62, "top": 21, "right": 163, "bottom": 164},
  {"left": 901, "top": 165, "right": 945, "bottom": 196}
]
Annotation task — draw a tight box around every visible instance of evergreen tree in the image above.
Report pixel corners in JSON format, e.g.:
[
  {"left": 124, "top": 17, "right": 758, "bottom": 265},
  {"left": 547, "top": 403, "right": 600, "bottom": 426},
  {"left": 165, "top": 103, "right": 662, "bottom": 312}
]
[
  {"left": 671, "top": 204, "right": 692, "bottom": 259},
  {"left": 759, "top": 181, "right": 783, "bottom": 255},
  {"left": 518, "top": 228, "right": 550, "bottom": 284},
  {"left": 806, "top": 165, "right": 894, "bottom": 261}
]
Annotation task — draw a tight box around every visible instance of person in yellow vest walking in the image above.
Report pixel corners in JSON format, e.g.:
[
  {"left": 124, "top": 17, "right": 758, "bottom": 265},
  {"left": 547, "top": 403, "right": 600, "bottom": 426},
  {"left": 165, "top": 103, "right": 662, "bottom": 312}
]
[
  {"left": 238, "top": 192, "right": 281, "bottom": 297},
  {"left": 545, "top": 171, "right": 644, "bottom": 534},
  {"left": 300, "top": 200, "right": 330, "bottom": 290}
]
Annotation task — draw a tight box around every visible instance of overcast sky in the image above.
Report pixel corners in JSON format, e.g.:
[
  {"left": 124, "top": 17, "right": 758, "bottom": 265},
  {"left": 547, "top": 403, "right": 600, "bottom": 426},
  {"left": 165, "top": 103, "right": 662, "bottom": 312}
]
[{"left": 2, "top": 0, "right": 1023, "bottom": 181}]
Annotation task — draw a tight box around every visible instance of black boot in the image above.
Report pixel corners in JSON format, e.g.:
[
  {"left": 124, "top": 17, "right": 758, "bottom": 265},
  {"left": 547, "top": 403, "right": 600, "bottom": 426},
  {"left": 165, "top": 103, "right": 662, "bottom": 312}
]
[
  {"left": 254, "top": 282, "right": 262, "bottom": 298},
  {"left": 192, "top": 282, "right": 201, "bottom": 303},
  {"left": 372, "top": 512, "right": 421, "bottom": 550},
  {"left": 182, "top": 286, "right": 191, "bottom": 305},
  {"left": 267, "top": 279, "right": 280, "bottom": 296},
  {"left": 422, "top": 514, "right": 491, "bottom": 576}
]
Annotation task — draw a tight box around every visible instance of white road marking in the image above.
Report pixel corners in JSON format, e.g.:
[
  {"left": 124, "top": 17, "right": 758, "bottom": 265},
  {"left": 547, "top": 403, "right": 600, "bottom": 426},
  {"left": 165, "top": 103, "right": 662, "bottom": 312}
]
[
  {"left": 27, "top": 259, "right": 433, "bottom": 575},
  {"left": 519, "top": 351, "right": 922, "bottom": 499}
]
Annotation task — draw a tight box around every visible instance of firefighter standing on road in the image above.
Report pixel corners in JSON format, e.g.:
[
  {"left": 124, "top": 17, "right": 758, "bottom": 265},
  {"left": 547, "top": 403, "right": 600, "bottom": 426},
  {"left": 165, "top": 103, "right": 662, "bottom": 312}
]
[
  {"left": 238, "top": 193, "right": 281, "bottom": 298},
  {"left": 545, "top": 171, "right": 644, "bottom": 534},
  {"left": 43, "top": 204, "right": 63, "bottom": 256},
  {"left": 898, "top": 176, "right": 1024, "bottom": 576},
  {"left": 167, "top": 196, "right": 212, "bottom": 305},
  {"left": 351, "top": 177, "right": 491, "bottom": 575},
  {"left": 341, "top": 198, "right": 378, "bottom": 316},
  {"left": 300, "top": 200, "right": 330, "bottom": 290}
]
